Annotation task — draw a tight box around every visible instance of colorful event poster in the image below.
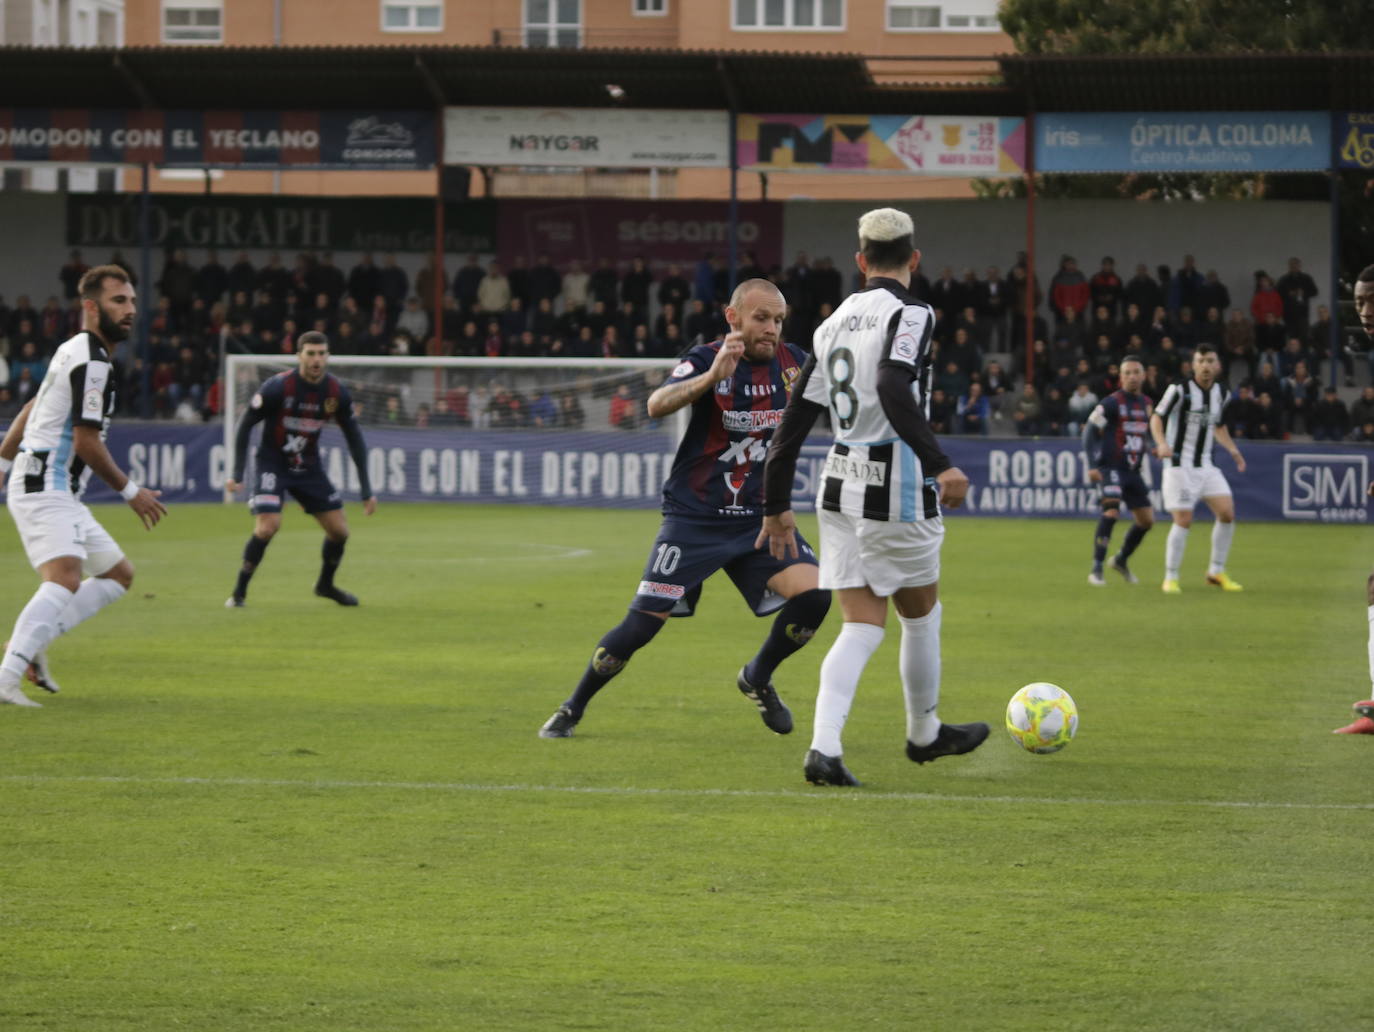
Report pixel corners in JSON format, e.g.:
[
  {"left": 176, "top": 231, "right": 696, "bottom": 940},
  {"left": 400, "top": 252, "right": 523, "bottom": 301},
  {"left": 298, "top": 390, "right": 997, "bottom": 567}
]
[{"left": 737, "top": 114, "right": 1026, "bottom": 176}]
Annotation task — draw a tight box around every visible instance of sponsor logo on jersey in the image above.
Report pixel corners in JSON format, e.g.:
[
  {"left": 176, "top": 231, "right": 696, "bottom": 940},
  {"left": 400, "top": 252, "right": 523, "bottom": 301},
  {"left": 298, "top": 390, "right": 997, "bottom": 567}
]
[
  {"left": 637, "top": 580, "right": 686, "bottom": 599},
  {"left": 282, "top": 416, "right": 324, "bottom": 432},
  {"left": 782, "top": 366, "right": 800, "bottom": 393},
  {"left": 324, "top": 397, "right": 338, "bottom": 415},
  {"left": 250, "top": 393, "right": 264, "bottom": 409},
  {"left": 82, "top": 388, "right": 103, "bottom": 419},
  {"left": 722, "top": 409, "right": 785, "bottom": 432},
  {"left": 824, "top": 452, "right": 889, "bottom": 486},
  {"left": 892, "top": 333, "right": 919, "bottom": 362},
  {"left": 716, "top": 378, "right": 732, "bottom": 394},
  {"left": 671, "top": 361, "right": 695, "bottom": 379},
  {"left": 250, "top": 493, "right": 281, "bottom": 506},
  {"left": 734, "top": 383, "right": 776, "bottom": 398}
]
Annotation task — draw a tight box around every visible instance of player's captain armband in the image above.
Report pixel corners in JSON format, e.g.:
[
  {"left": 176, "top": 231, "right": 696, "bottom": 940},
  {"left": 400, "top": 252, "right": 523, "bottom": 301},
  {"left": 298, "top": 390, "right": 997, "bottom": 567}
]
[
  {"left": 82, "top": 387, "right": 104, "bottom": 420},
  {"left": 251, "top": 393, "right": 264, "bottom": 409},
  {"left": 1088, "top": 406, "right": 1108, "bottom": 429}
]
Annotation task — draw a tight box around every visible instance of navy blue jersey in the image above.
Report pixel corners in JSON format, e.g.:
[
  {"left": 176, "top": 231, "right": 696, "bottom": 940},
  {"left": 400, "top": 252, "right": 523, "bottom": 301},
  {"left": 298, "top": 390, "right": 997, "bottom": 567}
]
[
  {"left": 233, "top": 369, "right": 372, "bottom": 496},
  {"left": 1095, "top": 389, "right": 1153, "bottom": 472},
  {"left": 660, "top": 340, "right": 807, "bottom": 521}
]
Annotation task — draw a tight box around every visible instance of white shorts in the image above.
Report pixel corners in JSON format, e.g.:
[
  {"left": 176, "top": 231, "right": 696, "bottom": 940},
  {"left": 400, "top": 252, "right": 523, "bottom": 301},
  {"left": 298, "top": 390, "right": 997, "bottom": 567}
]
[
  {"left": 817, "top": 507, "right": 943, "bottom": 597},
  {"left": 6, "top": 490, "right": 124, "bottom": 575},
  {"left": 1161, "top": 465, "right": 1231, "bottom": 512}
]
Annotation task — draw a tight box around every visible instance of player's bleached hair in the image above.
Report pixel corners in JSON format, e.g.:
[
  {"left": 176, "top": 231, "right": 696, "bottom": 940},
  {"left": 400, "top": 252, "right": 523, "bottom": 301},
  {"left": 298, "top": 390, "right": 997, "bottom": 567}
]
[
  {"left": 297, "top": 330, "right": 330, "bottom": 351},
  {"left": 857, "top": 207, "right": 915, "bottom": 272},
  {"left": 727, "top": 277, "right": 783, "bottom": 313},
  {"left": 78, "top": 264, "right": 131, "bottom": 301}
]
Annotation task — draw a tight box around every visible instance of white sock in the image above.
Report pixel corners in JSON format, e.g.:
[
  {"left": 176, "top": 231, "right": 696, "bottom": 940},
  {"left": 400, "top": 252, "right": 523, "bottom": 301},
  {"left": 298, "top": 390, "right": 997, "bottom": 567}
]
[
  {"left": 1367, "top": 604, "right": 1374, "bottom": 697},
  {"left": 811, "top": 622, "right": 885, "bottom": 757},
  {"left": 900, "top": 602, "right": 943, "bottom": 747},
  {"left": 1, "top": 582, "right": 75, "bottom": 686},
  {"left": 55, "top": 577, "right": 127, "bottom": 638},
  {"left": 1165, "top": 524, "right": 1189, "bottom": 580},
  {"left": 1208, "top": 521, "right": 1235, "bottom": 577}
]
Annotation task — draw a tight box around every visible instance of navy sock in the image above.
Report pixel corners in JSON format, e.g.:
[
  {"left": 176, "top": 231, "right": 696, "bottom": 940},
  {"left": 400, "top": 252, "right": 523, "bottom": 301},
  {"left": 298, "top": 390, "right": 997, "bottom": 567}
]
[
  {"left": 1092, "top": 514, "right": 1117, "bottom": 565},
  {"left": 565, "top": 609, "right": 666, "bottom": 715},
  {"left": 1119, "top": 523, "right": 1149, "bottom": 562},
  {"left": 743, "top": 588, "right": 832, "bottom": 687},
  {"left": 234, "top": 535, "right": 271, "bottom": 598},
  {"left": 318, "top": 538, "right": 346, "bottom": 589}
]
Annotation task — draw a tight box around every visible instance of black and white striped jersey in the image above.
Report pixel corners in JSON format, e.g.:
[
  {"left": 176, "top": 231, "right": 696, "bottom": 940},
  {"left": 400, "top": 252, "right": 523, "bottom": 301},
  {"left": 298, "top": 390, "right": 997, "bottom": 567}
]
[
  {"left": 803, "top": 281, "right": 940, "bottom": 522},
  {"left": 1155, "top": 379, "right": 1228, "bottom": 468},
  {"left": 13, "top": 331, "right": 117, "bottom": 496}
]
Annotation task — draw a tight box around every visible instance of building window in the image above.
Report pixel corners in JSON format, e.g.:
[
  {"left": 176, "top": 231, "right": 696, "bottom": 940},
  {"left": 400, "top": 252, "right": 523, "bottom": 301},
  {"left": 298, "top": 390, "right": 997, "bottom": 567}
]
[
  {"left": 525, "top": 0, "right": 580, "bottom": 46},
  {"left": 733, "top": 0, "right": 843, "bottom": 31},
  {"left": 162, "top": 0, "right": 223, "bottom": 43},
  {"left": 382, "top": 1, "right": 443, "bottom": 31},
  {"left": 633, "top": 0, "right": 667, "bottom": 14},
  {"left": 887, "top": 0, "right": 999, "bottom": 31}
]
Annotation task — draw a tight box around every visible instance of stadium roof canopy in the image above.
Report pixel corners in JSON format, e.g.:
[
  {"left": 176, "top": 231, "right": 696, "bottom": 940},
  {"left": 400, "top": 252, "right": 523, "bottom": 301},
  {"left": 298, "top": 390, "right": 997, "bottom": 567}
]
[{"left": 0, "top": 45, "right": 1370, "bottom": 114}]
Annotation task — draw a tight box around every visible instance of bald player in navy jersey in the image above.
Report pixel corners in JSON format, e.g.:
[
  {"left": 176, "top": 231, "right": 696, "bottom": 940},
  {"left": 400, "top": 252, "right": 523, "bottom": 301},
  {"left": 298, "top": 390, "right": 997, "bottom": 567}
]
[
  {"left": 224, "top": 331, "right": 376, "bottom": 607},
  {"left": 538, "top": 278, "right": 832, "bottom": 740}
]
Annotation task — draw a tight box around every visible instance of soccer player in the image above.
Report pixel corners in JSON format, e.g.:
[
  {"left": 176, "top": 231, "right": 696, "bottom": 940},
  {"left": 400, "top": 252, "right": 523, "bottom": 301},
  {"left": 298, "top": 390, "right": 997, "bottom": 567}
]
[
  {"left": 224, "top": 331, "right": 376, "bottom": 607},
  {"left": 759, "top": 208, "right": 981, "bottom": 787},
  {"left": 537, "top": 279, "right": 831, "bottom": 739},
  {"left": 1149, "top": 343, "right": 1246, "bottom": 594},
  {"left": 1083, "top": 355, "right": 1155, "bottom": 586},
  {"left": 1334, "top": 265, "right": 1374, "bottom": 735},
  {"left": 0, "top": 265, "right": 167, "bottom": 707}
]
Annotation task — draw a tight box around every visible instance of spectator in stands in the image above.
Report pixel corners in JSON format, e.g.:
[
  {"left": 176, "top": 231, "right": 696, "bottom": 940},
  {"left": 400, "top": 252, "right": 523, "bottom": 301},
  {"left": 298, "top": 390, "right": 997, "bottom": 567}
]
[
  {"left": 1050, "top": 255, "right": 1090, "bottom": 322},
  {"left": 936, "top": 357, "right": 970, "bottom": 401},
  {"left": 256, "top": 252, "right": 291, "bottom": 304},
  {"left": 483, "top": 319, "right": 504, "bottom": 358},
  {"left": 0, "top": 385, "right": 18, "bottom": 419},
  {"left": 1088, "top": 334, "right": 1118, "bottom": 375},
  {"left": 608, "top": 382, "right": 638, "bottom": 430},
  {"left": 531, "top": 296, "right": 558, "bottom": 341},
  {"left": 527, "top": 388, "right": 557, "bottom": 428},
  {"left": 621, "top": 255, "right": 653, "bottom": 317},
  {"left": 1355, "top": 420, "right": 1374, "bottom": 443},
  {"left": 1056, "top": 305, "right": 1088, "bottom": 354},
  {"left": 380, "top": 253, "right": 408, "bottom": 319},
  {"left": 1254, "top": 311, "right": 1286, "bottom": 372},
  {"left": 1275, "top": 256, "right": 1318, "bottom": 336},
  {"left": 657, "top": 262, "right": 690, "bottom": 313},
  {"left": 660, "top": 322, "right": 684, "bottom": 357},
  {"left": 1012, "top": 382, "right": 1043, "bottom": 436},
  {"left": 8, "top": 295, "right": 38, "bottom": 339},
  {"left": 1090, "top": 256, "right": 1123, "bottom": 317},
  {"left": 58, "top": 248, "right": 88, "bottom": 300},
  {"left": 1283, "top": 360, "right": 1319, "bottom": 434},
  {"left": 529, "top": 254, "right": 562, "bottom": 309},
  {"left": 599, "top": 324, "right": 622, "bottom": 359},
  {"left": 812, "top": 255, "right": 843, "bottom": 311},
  {"left": 1307, "top": 304, "right": 1352, "bottom": 386},
  {"left": 955, "top": 305, "right": 985, "bottom": 351},
  {"left": 1168, "top": 254, "right": 1204, "bottom": 318},
  {"left": 1252, "top": 391, "right": 1285, "bottom": 439},
  {"left": 1027, "top": 338, "right": 1052, "bottom": 387},
  {"left": 507, "top": 254, "right": 532, "bottom": 308},
  {"left": 12, "top": 366, "right": 37, "bottom": 405},
  {"left": 37, "top": 296, "right": 63, "bottom": 345},
  {"left": 956, "top": 381, "right": 990, "bottom": 436},
  {"left": 1089, "top": 304, "right": 1117, "bottom": 345},
  {"left": 558, "top": 389, "right": 585, "bottom": 428},
  {"left": 1125, "top": 263, "right": 1163, "bottom": 316},
  {"left": 1222, "top": 383, "right": 1261, "bottom": 438},
  {"left": 167, "top": 344, "right": 205, "bottom": 418},
  {"left": 692, "top": 251, "right": 715, "bottom": 304},
  {"left": 589, "top": 257, "right": 620, "bottom": 310},
  {"left": 1250, "top": 273, "right": 1284, "bottom": 326},
  {"left": 1196, "top": 306, "right": 1224, "bottom": 351},
  {"left": 1041, "top": 385, "right": 1069, "bottom": 436},
  {"left": 1252, "top": 361, "right": 1283, "bottom": 409},
  {"left": 561, "top": 258, "right": 590, "bottom": 314},
  {"left": 1117, "top": 302, "right": 1147, "bottom": 348},
  {"left": 310, "top": 251, "right": 346, "bottom": 307},
  {"left": 585, "top": 298, "right": 611, "bottom": 338},
  {"left": 1312, "top": 386, "right": 1351, "bottom": 441},
  {"left": 367, "top": 296, "right": 391, "bottom": 343},
  {"left": 346, "top": 253, "right": 381, "bottom": 310},
  {"left": 1350, "top": 386, "right": 1374, "bottom": 432},
  {"left": 10, "top": 336, "right": 45, "bottom": 385},
  {"left": 453, "top": 254, "right": 484, "bottom": 314},
  {"left": 397, "top": 296, "right": 430, "bottom": 343},
  {"left": 500, "top": 297, "right": 528, "bottom": 342},
  {"left": 615, "top": 299, "right": 645, "bottom": 344},
  {"left": 1198, "top": 269, "right": 1230, "bottom": 317},
  {"left": 1172, "top": 307, "right": 1199, "bottom": 350},
  {"left": 226, "top": 251, "right": 255, "bottom": 299},
  {"left": 927, "top": 387, "right": 953, "bottom": 434},
  {"left": 930, "top": 266, "right": 960, "bottom": 318},
  {"left": 477, "top": 262, "right": 511, "bottom": 316},
  {"left": 982, "top": 265, "right": 1008, "bottom": 350},
  {"left": 1066, "top": 380, "right": 1099, "bottom": 435},
  {"left": 1146, "top": 306, "right": 1172, "bottom": 352},
  {"left": 1277, "top": 336, "right": 1313, "bottom": 379}
]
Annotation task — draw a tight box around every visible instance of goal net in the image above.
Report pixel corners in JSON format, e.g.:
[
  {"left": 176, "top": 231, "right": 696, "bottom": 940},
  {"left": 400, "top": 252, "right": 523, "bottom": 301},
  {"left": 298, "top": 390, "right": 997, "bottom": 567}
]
[{"left": 222, "top": 355, "right": 685, "bottom": 507}]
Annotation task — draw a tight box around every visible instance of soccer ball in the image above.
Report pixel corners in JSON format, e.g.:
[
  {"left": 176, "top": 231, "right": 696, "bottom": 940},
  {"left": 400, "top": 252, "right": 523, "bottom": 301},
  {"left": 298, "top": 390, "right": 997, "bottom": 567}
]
[{"left": 1006, "top": 683, "right": 1078, "bottom": 754}]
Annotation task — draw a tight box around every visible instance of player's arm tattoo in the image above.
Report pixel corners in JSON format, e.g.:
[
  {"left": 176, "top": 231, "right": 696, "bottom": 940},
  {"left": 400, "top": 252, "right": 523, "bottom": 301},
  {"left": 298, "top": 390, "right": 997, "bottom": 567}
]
[{"left": 647, "top": 372, "right": 712, "bottom": 418}]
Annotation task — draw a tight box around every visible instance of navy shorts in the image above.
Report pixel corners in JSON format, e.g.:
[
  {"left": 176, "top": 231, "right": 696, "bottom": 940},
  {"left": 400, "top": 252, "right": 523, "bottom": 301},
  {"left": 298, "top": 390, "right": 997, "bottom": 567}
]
[
  {"left": 1097, "top": 466, "right": 1151, "bottom": 511},
  {"left": 249, "top": 460, "right": 343, "bottom": 516},
  {"left": 632, "top": 516, "right": 818, "bottom": 617}
]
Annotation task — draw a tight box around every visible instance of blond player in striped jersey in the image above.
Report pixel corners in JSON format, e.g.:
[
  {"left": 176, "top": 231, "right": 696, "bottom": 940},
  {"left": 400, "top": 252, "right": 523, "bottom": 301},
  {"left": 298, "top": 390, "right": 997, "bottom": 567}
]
[
  {"left": 1149, "top": 343, "right": 1246, "bottom": 594},
  {"left": 760, "top": 207, "right": 985, "bottom": 787},
  {"left": 0, "top": 266, "right": 166, "bottom": 707}
]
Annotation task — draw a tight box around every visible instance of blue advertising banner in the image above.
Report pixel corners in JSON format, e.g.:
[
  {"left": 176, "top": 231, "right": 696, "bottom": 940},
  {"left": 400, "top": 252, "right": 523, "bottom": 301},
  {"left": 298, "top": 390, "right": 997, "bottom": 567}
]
[
  {"left": 1037, "top": 112, "right": 1330, "bottom": 173},
  {"left": 4, "top": 423, "right": 1367, "bottom": 525},
  {"left": 1336, "top": 111, "right": 1374, "bottom": 170},
  {"left": 0, "top": 109, "right": 436, "bottom": 169}
]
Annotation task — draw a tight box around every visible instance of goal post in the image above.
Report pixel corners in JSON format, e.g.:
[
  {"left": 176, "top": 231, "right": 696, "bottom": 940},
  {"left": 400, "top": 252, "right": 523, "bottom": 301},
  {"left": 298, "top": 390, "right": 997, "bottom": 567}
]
[{"left": 222, "top": 355, "right": 687, "bottom": 506}]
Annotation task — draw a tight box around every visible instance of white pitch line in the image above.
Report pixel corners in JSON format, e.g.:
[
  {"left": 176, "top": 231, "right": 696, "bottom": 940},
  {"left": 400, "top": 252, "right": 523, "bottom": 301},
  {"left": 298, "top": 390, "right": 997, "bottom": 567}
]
[{"left": 1, "top": 773, "right": 1370, "bottom": 812}]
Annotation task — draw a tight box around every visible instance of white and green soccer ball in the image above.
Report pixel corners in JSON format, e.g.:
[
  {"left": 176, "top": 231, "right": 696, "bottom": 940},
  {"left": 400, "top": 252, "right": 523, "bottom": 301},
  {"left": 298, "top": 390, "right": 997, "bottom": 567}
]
[{"left": 1006, "top": 682, "right": 1078, "bottom": 754}]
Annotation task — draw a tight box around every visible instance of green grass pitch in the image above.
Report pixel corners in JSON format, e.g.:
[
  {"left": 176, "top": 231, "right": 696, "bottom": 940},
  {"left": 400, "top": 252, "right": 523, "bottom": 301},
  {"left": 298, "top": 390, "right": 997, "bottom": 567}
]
[{"left": 1, "top": 502, "right": 1370, "bottom": 1031}]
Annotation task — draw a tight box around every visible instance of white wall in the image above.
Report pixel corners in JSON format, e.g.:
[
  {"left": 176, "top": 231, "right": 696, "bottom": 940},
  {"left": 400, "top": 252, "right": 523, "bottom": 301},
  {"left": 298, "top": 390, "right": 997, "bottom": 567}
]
[{"left": 782, "top": 198, "right": 1332, "bottom": 321}]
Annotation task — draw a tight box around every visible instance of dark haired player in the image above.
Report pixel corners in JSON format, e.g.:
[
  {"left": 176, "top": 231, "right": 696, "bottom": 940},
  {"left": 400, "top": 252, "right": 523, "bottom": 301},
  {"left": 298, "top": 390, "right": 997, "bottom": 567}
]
[
  {"left": 1083, "top": 355, "right": 1155, "bottom": 586},
  {"left": 538, "top": 279, "right": 831, "bottom": 739},
  {"left": 0, "top": 265, "right": 166, "bottom": 706},
  {"left": 1333, "top": 265, "right": 1374, "bottom": 735},
  {"left": 224, "top": 331, "right": 376, "bottom": 607}
]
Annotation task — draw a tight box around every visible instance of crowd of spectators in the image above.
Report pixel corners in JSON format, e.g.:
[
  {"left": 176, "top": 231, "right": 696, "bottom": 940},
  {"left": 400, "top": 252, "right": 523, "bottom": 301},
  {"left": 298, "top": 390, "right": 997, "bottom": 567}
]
[{"left": 0, "top": 246, "right": 1369, "bottom": 442}]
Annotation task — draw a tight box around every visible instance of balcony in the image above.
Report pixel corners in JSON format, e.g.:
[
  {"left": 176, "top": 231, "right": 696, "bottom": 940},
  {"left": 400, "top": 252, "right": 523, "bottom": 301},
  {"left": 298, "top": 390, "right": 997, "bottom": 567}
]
[{"left": 491, "top": 26, "right": 679, "bottom": 50}]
